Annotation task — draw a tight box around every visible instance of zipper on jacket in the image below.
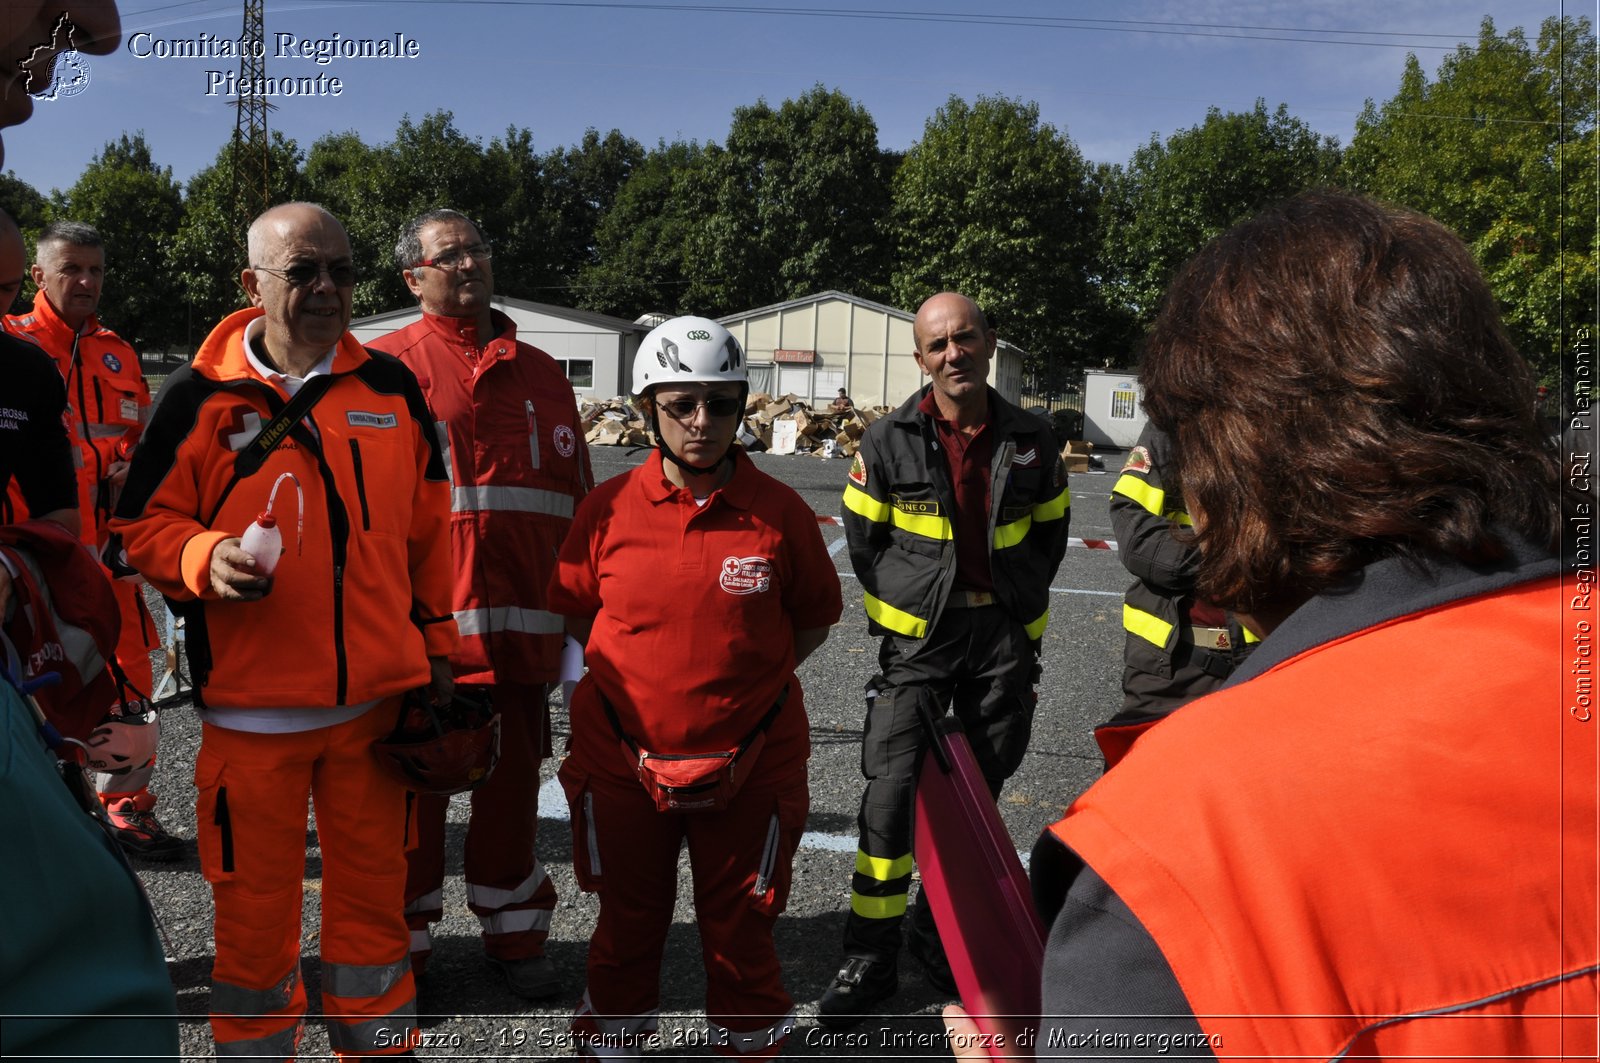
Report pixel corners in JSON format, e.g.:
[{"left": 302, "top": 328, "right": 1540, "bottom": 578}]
[
  {"left": 348, "top": 439, "right": 372, "bottom": 531},
  {"left": 333, "top": 562, "right": 347, "bottom": 703},
  {"left": 525, "top": 399, "right": 541, "bottom": 470}
]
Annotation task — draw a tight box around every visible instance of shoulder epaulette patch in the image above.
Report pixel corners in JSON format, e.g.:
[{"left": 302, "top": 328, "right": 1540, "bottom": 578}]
[
  {"left": 848, "top": 452, "right": 867, "bottom": 488},
  {"left": 1122, "top": 445, "right": 1152, "bottom": 474}
]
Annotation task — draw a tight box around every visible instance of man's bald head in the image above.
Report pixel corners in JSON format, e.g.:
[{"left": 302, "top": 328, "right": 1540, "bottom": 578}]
[
  {"left": 246, "top": 202, "right": 346, "bottom": 268},
  {"left": 912, "top": 292, "right": 988, "bottom": 352},
  {"left": 240, "top": 202, "right": 355, "bottom": 374}
]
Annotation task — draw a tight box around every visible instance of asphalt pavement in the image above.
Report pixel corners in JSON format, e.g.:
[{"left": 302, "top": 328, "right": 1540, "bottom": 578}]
[{"left": 136, "top": 443, "right": 1130, "bottom": 1060}]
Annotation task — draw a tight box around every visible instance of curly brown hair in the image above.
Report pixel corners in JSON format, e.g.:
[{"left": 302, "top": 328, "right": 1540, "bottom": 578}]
[{"left": 1140, "top": 190, "right": 1561, "bottom": 614}]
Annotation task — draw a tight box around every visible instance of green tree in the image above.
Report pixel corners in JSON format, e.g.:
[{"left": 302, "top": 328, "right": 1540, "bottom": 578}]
[
  {"left": 576, "top": 139, "right": 712, "bottom": 318},
  {"left": 890, "top": 95, "right": 1099, "bottom": 369},
  {"left": 685, "top": 86, "right": 893, "bottom": 314},
  {"left": 0, "top": 172, "right": 48, "bottom": 230},
  {"left": 48, "top": 133, "right": 186, "bottom": 353},
  {"left": 539, "top": 128, "right": 644, "bottom": 301},
  {"left": 1344, "top": 15, "right": 1597, "bottom": 382},
  {"left": 305, "top": 112, "right": 506, "bottom": 316},
  {"left": 169, "top": 133, "right": 307, "bottom": 351},
  {"left": 478, "top": 125, "right": 547, "bottom": 301},
  {"left": 1100, "top": 100, "right": 1341, "bottom": 344}
]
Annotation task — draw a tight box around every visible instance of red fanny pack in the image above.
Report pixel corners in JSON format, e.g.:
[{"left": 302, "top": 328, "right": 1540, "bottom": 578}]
[{"left": 602, "top": 687, "right": 787, "bottom": 813}]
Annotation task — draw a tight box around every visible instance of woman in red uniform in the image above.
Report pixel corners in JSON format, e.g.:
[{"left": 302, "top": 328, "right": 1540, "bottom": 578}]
[{"left": 548, "top": 316, "right": 842, "bottom": 1060}]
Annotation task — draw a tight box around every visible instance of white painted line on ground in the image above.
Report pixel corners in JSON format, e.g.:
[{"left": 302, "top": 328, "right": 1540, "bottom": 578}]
[{"left": 827, "top": 536, "right": 849, "bottom": 557}]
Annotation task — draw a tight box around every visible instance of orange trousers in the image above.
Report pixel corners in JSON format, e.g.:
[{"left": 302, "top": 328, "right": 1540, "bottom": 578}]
[{"left": 196, "top": 701, "right": 417, "bottom": 1059}]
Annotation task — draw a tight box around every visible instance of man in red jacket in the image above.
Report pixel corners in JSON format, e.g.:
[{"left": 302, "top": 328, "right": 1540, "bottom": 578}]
[
  {"left": 371, "top": 208, "right": 591, "bottom": 1001},
  {"left": 7, "top": 221, "right": 172, "bottom": 860}
]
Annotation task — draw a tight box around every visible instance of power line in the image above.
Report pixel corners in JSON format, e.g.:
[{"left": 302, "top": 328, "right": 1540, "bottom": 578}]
[{"left": 121, "top": 0, "right": 1536, "bottom": 52}]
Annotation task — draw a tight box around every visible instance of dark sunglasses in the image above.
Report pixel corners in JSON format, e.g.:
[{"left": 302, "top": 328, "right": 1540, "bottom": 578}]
[
  {"left": 254, "top": 262, "right": 357, "bottom": 289},
  {"left": 657, "top": 396, "right": 743, "bottom": 420}
]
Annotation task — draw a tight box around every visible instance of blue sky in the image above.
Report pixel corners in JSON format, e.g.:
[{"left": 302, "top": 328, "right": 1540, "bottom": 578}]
[{"left": 4, "top": 0, "right": 1577, "bottom": 196}]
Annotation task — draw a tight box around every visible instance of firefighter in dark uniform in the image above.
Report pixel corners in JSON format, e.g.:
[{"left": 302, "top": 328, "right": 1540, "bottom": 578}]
[
  {"left": 1097, "top": 422, "right": 1256, "bottom": 770},
  {"left": 819, "top": 292, "right": 1071, "bottom": 1025}
]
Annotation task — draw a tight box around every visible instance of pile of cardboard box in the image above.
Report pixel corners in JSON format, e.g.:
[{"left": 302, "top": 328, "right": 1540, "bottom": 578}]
[{"left": 579, "top": 393, "right": 886, "bottom": 459}]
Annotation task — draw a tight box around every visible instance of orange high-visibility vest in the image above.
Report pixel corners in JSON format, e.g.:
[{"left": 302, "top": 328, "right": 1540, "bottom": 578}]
[{"left": 1052, "top": 575, "right": 1598, "bottom": 1061}]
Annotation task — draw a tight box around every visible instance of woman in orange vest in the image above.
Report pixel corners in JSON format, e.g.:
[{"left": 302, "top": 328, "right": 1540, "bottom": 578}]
[{"left": 944, "top": 191, "right": 1594, "bottom": 1061}]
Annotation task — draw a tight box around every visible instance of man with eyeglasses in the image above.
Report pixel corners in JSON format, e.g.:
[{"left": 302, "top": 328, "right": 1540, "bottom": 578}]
[
  {"left": 6, "top": 220, "right": 176, "bottom": 860},
  {"left": 369, "top": 207, "right": 591, "bottom": 1002},
  {"left": 112, "top": 201, "right": 457, "bottom": 1058}
]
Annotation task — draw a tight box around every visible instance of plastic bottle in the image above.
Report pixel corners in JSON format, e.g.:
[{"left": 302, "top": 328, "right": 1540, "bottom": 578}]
[
  {"left": 239, "top": 511, "right": 283, "bottom": 576},
  {"left": 239, "top": 472, "right": 302, "bottom": 578}
]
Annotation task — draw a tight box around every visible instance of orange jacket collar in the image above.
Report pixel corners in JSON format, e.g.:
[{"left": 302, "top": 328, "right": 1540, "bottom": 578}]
[{"left": 192, "top": 306, "right": 370, "bottom": 384}]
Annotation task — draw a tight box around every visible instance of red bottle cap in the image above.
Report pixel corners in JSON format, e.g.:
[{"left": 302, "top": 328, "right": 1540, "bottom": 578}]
[{"left": 255, "top": 512, "right": 277, "bottom": 528}]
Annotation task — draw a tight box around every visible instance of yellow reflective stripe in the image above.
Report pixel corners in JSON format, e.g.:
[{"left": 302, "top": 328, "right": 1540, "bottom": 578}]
[
  {"left": 851, "top": 892, "right": 908, "bottom": 920},
  {"left": 854, "top": 850, "right": 914, "bottom": 882},
  {"left": 1024, "top": 608, "right": 1049, "bottom": 641},
  {"left": 892, "top": 507, "right": 952, "bottom": 541},
  {"left": 993, "top": 515, "right": 1031, "bottom": 550},
  {"left": 1112, "top": 474, "right": 1191, "bottom": 525},
  {"left": 1123, "top": 603, "right": 1173, "bottom": 648},
  {"left": 1112, "top": 473, "right": 1164, "bottom": 515},
  {"left": 863, "top": 592, "right": 927, "bottom": 639},
  {"left": 1243, "top": 625, "right": 1262, "bottom": 644},
  {"left": 1033, "top": 485, "right": 1071, "bottom": 523},
  {"left": 842, "top": 483, "right": 890, "bottom": 524}
]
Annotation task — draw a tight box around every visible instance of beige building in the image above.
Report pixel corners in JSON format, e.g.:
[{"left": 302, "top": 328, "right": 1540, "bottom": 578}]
[
  {"left": 718, "top": 290, "right": 1026, "bottom": 408},
  {"left": 349, "top": 296, "right": 644, "bottom": 399}
]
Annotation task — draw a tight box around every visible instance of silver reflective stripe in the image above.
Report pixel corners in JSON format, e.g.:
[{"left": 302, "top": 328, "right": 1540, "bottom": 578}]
[
  {"left": 211, "top": 968, "right": 299, "bottom": 1015},
  {"left": 326, "top": 1001, "right": 416, "bottom": 1052},
  {"left": 409, "top": 929, "right": 432, "bottom": 953},
  {"left": 709, "top": 1010, "right": 796, "bottom": 1055},
  {"left": 479, "top": 907, "right": 553, "bottom": 935},
  {"left": 404, "top": 888, "right": 443, "bottom": 916},
  {"left": 323, "top": 956, "right": 409, "bottom": 999},
  {"left": 86, "top": 421, "right": 127, "bottom": 439},
  {"left": 753, "top": 814, "right": 780, "bottom": 898},
  {"left": 215, "top": 1021, "right": 301, "bottom": 1058},
  {"left": 434, "top": 420, "right": 453, "bottom": 484},
  {"left": 455, "top": 606, "right": 565, "bottom": 637},
  {"left": 584, "top": 792, "right": 602, "bottom": 877},
  {"left": 578, "top": 988, "right": 658, "bottom": 1040},
  {"left": 467, "top": 859, "right": 547, "bottom": 910},
  {"left": 451, "top": 484, "right": 574, "bottom": 518}
]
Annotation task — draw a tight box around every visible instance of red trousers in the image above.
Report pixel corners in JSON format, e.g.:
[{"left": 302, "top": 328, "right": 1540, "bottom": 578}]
[
  {"left": 561, "top": 756, "right": 807, "bottom": 1059},
  {"left": 196, "top": 702, "right": 416, "bottom": 1059},
  {"left": 404, "top": 682, "right": 556, "bottom": 964}
]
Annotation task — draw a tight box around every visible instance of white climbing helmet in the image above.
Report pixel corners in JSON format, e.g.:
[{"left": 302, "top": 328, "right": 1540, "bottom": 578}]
[
  {"left": 632, "top": 316, "right": 746, "bottom": 396},
  {"left": 83, "top": 705, "right": 160, "bottom": 774}
]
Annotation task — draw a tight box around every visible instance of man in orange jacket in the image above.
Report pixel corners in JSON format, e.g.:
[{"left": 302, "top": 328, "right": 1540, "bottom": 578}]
[
  {"left": 113, "top": 202, "right": 457, "bottom": 1059},
  {"left": 7, "top": 221, "right": 172, "bottom": 860},
  {"left": 371, "top": 208, "right": 590, "bottom": 1001}
]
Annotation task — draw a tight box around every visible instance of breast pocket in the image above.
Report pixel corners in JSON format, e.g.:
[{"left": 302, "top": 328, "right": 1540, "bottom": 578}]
[{"left": 341, "top": 420, "right": 414, "bottom": 537}]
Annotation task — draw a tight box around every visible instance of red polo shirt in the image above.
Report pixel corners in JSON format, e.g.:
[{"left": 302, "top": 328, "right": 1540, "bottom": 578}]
[
  {"left": 920, "top": 390, "right": 995, "bottom": 593},
  {"left": 548, "top": 448, "right": 843, "bottom": 783}
]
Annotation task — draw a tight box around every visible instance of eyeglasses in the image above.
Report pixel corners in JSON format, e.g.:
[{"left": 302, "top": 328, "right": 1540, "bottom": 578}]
[
  {"left": 254, "top": 262, "right": 357, "bottom": 289},
  {"left": 657, "top": 396, "right": 743, "bottom": 421},
  {"left": 412, "top": 244, "right": 492, "bottom": 271}
]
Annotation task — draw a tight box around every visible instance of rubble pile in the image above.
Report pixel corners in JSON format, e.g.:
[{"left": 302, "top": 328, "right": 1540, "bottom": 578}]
[{"left": 579, "top": 393, "right": 889, "bottom": 459}]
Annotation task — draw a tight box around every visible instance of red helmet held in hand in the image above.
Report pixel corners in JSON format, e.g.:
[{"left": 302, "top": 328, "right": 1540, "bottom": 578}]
[{"left": 371, "top": 686, "right": 501, "bottom": 796}]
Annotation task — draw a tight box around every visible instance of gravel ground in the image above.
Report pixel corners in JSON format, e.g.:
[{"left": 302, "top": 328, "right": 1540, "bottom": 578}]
[{"left": 130, "top": 444, "right": 1128, "bottom": 1060}]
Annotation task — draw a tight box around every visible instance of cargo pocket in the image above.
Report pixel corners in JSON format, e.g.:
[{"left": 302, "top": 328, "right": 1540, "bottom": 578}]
[
  {"left": 747, "top": 788, "right": 807, "bottom": 918},
  {"left": 195, "top": 751, "right": 235, "bottom": 883},
  {"left": 558, "top": 757, "right": 603, "bottom": 893}
]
